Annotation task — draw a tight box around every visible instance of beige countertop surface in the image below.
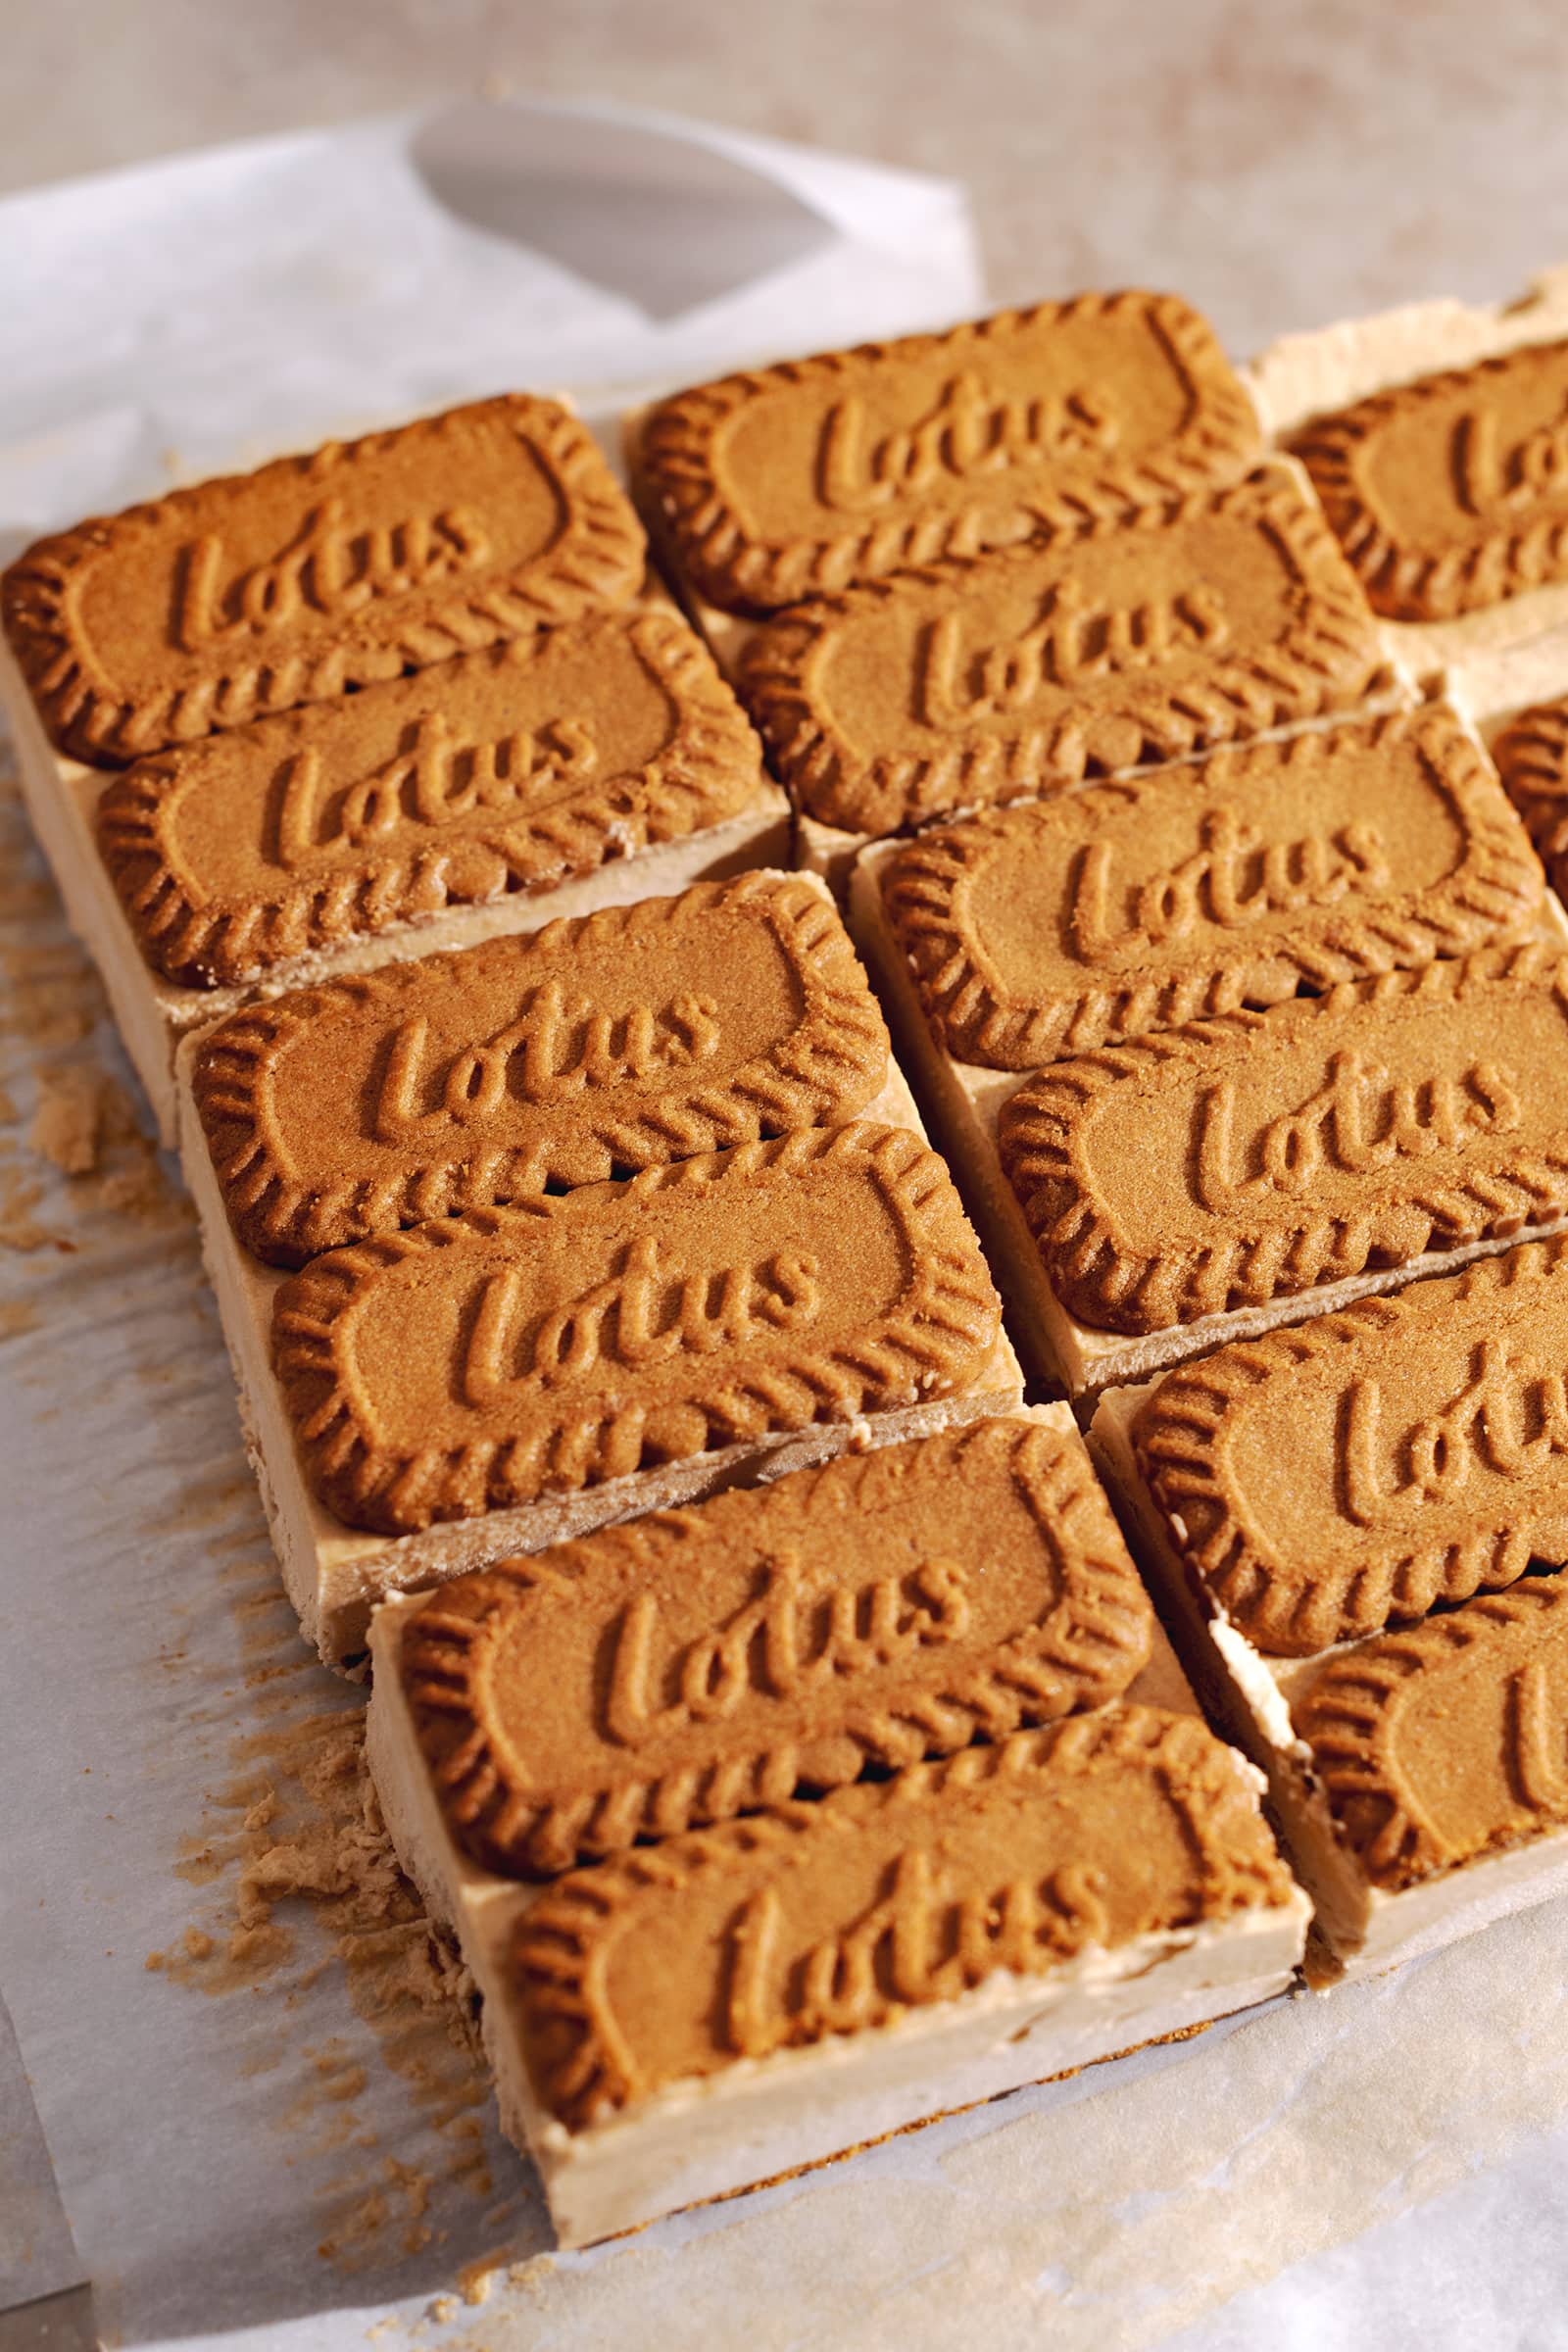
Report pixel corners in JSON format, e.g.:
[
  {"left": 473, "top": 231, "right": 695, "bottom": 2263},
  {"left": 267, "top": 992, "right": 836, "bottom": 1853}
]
[{"left": 6, "top": 0, "right": 1568, "bottom": 354}]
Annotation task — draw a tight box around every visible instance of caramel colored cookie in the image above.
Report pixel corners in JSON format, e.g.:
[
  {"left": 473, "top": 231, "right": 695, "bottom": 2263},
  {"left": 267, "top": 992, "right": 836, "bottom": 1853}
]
[
  {"left": 1292, "top": 337, "right": 1568, "bottom": 622},
  {"left": 739, "top": 466, "right": 1390, "bottom": 836},
  {"left": 638, "top": 294, "right": 1260, "bottom": 612},
  {"left": 4, "top": 396, "right": 646, "bottom": 763},
  {"left": 1001, "top": 945, "right": 1568, "bottom": 1336},
  {"left": 1493, "top": 695, "right": 1568, "bottom": 903},
  {"left": 97, "top": 606, "right": 764, "bottom": 985},
  {"left": 882, "top": 707, "right": 1543, "bottom": 1069},
  {"left": 192, "top": 874, "right": 888, "bottom": 1266},
  {"left": 272, "top": 1123, "right": 1002, "bottom": 1535},
  {"left": 1295, "top": 1579, "right": 1568, "bottom": 1890},
  {"left": 512, "top": 1706, "right": 1297, "bottom": 2127},
  {"left": 400, "top": 1417, "right": 1152, "bottom": 1876},
  {"left": 1133, "top": 1237, "right": 1568, "bottom": 1654}
]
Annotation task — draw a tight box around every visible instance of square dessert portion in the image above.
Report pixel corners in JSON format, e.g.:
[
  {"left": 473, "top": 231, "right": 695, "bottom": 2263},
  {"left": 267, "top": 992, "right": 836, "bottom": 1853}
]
[
  {"left": 850, "top": 703, "right": 1566, "bottom": 1397},
  {"left": 1090, "top": 1238, "right": 1568, "bottom": 1984},
  {"left": 0, "top": 396, "right": 789, "bottom": 1142},
  {"left": 366, "top": 1405, "right": 1308, "bottom": 2247},
  {"left": 178, "top": 869, "right": 1023, "bottom": 1664},
  {"left": 1248, "top": 263, "right": 1568, "bottom": 710}
]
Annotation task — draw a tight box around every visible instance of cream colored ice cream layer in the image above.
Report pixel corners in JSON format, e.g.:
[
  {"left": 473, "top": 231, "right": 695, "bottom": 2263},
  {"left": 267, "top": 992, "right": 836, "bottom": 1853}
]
[
  {"left": 0, "top": 620, "right": 791, "bottom": 1148},
  {"left": 176, "top": 1029, "right": 1025, "bottom": 1668},
  {"left": 848, "top": 841, "right": 1568, "bottom": 1401},
  {"left": 1089, "top": 1382, "right": 1568, "bottom": 1984},
  {"left": 365, "top": 1411, "right": 1309, "bottom": 2249}
]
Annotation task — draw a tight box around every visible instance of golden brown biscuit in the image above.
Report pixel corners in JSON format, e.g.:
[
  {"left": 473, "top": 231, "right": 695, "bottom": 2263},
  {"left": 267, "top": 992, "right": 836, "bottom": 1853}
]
[
  {"left": 1131, "top": 1237, "right": 1568, "bottom": 1654},
  {"left": 3, "top": 396, "right": 645, "bottom": 762},
  {"left": 512, "top": 1706, "right": 1298, "bottom": 2128},
  {"left": 398, "top": 1415, "right": 1152, "bottom": 1876},
  {"left": 95, "top": 607, "right": 767, "bottom": 986},
  {"left": 880, "top": 706, "right": 1544, "bottom": 1069},
  {"left": 638, "top": 293, "right": 1260, "bottom": 612},
  {"left": 1292, "top": 335, "right": 1568, "bottom": 622},
  {"left": 1000, "top": 945, "right": 1568, "bottom": 1336},
  {"left": 738, "top": 466, "right": 1391, "bottom": 837},
  {"left": 190, "top": 873, "right": 889, "bottom": 1265},
  {"left": 272, "top": 1123, "right": 1003, "bottom": 1535}
]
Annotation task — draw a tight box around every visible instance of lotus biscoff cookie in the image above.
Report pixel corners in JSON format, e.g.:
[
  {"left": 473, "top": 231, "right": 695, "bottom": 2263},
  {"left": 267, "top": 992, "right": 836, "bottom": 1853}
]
[
  {"left": 1292, "top": 336, "right": 1568, "bottom": 623},
  {"left": 635, "top": 293, "right": 1262, "bottom": 614},
  {"left": 879, "top": 706, "right": 1544, "bottom": 1069},
  {"left": 190, "top": 873, "right": 891, "bottom": 1266},
  {"left": 395, "top": 1415, "right": 1153, "bottom": 1876},
  {"left": 1000, "top": 946, "right": 1568, "bottom": 1340},
  {"left": 1090, "top": 1240, "right": 1568, "bottom": 1982},
  {"left": 271, "top": 1124, "right": 1004, "bottom": 1537},
  {"left": 97, "top": 606, "right": 771, "bottom": 989},
  {"left": 739, "top": 464, "right": 1393, "bottom": 840},
  {"left": 1, "top": 395, "right": 647, "bottom": 762}
]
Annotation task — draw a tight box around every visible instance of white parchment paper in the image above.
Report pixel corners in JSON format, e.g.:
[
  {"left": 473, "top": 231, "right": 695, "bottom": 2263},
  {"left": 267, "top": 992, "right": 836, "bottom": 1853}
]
[{"left": 2, "top": 95, "right": 1567, "bottom": 2352}]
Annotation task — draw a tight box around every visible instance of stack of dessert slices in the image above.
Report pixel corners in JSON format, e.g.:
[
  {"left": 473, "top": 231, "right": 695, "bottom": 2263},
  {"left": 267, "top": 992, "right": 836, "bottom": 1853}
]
[{"left": 7, "top": 271, "right": 1568, "bottom": 2243}]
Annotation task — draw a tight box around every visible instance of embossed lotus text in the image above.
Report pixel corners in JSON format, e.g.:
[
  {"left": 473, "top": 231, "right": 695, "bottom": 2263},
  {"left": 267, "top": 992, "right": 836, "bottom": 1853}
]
[
  {"left": 176, "top": 498, "right": 493, "bottom": 651},
  {"left": 879, "top": 709, "right": 1544, "bottom": 1072},
  {"left": 818, "top": 375, "right": 1116, "bottom": 515},
  {"left": 917, "top": 582, "right": 1230, "bottom": 729},
  {"left": 1452, "top": 402, "right": 1568, "bottom": 520},
  {"left": 274, "top": 712, "right": 598, "bottom": 867},
  {"left": 1193, "top": 1053, "right": 1521, "bottom": 1209},
  {"left": 1070, "top": 808, "right": 1391, "bottom": 961},
  {"left": 1341, "top": 1341, "right": 1568, "bottom": 1527},
  {"left": 372, "top": 984, "right": 721, "bottom": 1141},
  {"left": 605, "top": 1550, "right": 971, "bottom": 1747},
  {"left": 1133, "top": 1241, "right": 1568, "bottom": 1653},
  {"left": 193, "top": 876, "right": 887, "bottom": 1266},
  {"left": 461, "top": 1235, "right": 823, "bottom": 1403}
]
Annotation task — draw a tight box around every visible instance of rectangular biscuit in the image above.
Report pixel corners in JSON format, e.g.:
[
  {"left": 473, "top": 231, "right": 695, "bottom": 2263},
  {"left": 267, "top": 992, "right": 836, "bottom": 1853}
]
[
  {"left": 879, "top": 704, "right": 1544, "bottom": 1068},
  {"left": 189, "top": 871, "right": 889, "bottom": 1266},
  {"left": 852, "top": 832, "right": 1568, "bottom": 1396},
  {"left": 739, "top": 462, "right": 1397, "bottom": 881},
  {"left": 634, "top": 293, "right": 1262, "bottom": 616},
  {"left": 1, "top": 394, "right": 647, "bottom": 763},
  {"left": 177, "top": 990, "right": 1024, "bottom": 1663},
  {"left": 386, "top": 1413, "right": 1156, "bottom": 1879},
  {"left": 0, "top": 601, "right": 790, "bottom": 1145},
  {"left": 367, "top": 1405, "right": 1307, "bottom": 2246},
  {"left": 1245, "top": 267, "right": 1568, "bottom": 703},
  {"left": 1090, "top": 1241, "right": 1568, "bottom": 1979}
]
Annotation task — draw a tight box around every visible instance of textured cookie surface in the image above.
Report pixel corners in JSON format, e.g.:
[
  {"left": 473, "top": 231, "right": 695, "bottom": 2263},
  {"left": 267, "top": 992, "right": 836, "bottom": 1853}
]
[
  {"left": 399, "top": 1416, "right": 1152, "bottom": 1875},
  {"left": 1494, "top": 696, "right": 1568, "bottom": 904},
  {"left": 98, "top": 607, "right": 765, "bottom": 986},
  {"left": 191, "top": 874, "right": 888, "bottom": 1266},
  {"left": 511, "top": 1705, "right": 1297, "bottom": 2127},
  {"left": 1133, "top": 1238, "right": 1568, "bottom": 1654},
  {"left": 739, "top": 466, "right": 1390, "bottom": 836},
  {"left": 638, "top": 293, "right": 1260, "bottom": 612},
  {"left": 1294, "top": 1579, "right": 1568, "bottom": 1888},
  {"left": 882, "top": 706, "right": 1543, "bottom": 1069},
  {"left": 3, "top": 395, "right": 647, "bottom": 762},
  {"left": 1001, "top": 945, "right": 1568, "bottom": 1336},
  {"left": 1292, "top": 336, "right": 1568, "bottom": 621},
  {"left": 272, "top": 1123, "right": 1002, "bottom": 1534}
]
